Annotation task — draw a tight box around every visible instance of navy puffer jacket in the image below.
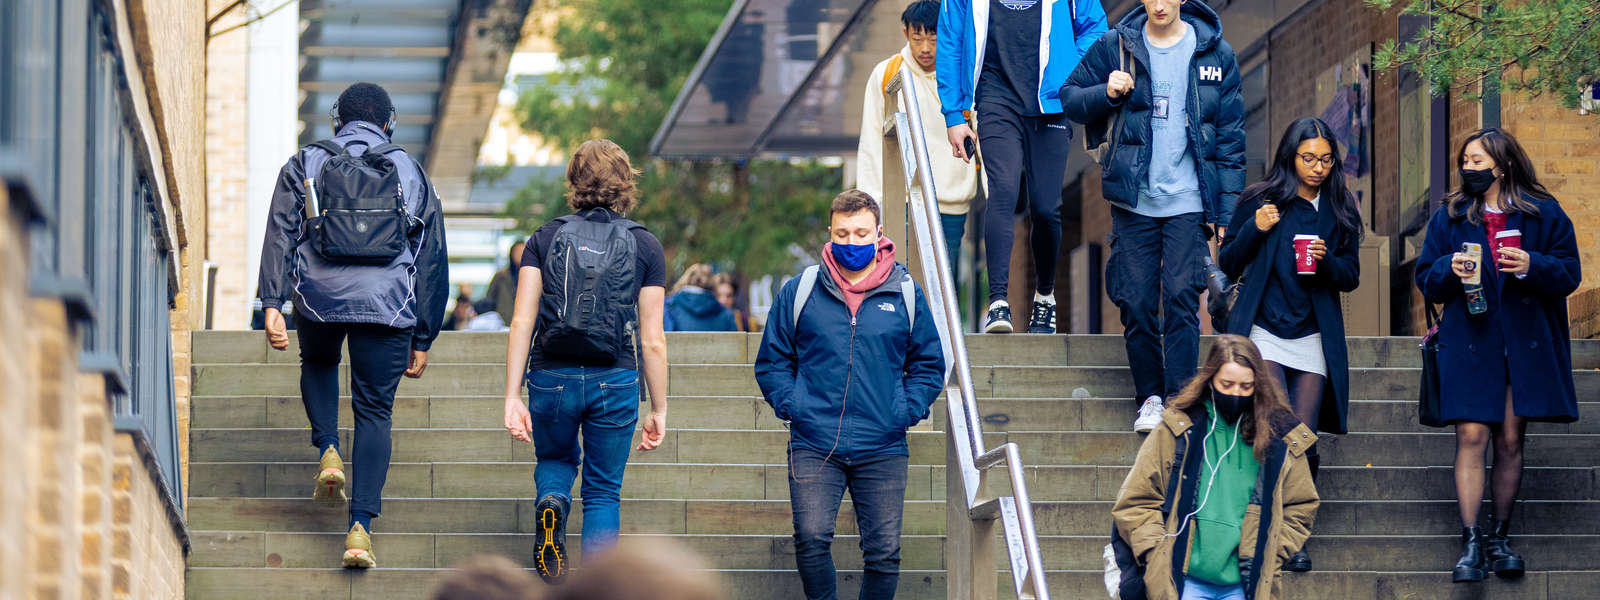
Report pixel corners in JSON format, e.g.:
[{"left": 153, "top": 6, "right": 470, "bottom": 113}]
[{"left": 1060, "top": 0, "right": 1246, "bottom": 227}]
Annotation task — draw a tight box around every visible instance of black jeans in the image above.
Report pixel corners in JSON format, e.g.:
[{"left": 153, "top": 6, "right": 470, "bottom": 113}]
[
  {"left": 296, "top": 314, "right": 411, "bottom": 525},
  {"left": 789, "top": 448, "right": 909, "bottom": 600},
  {"left": 1107, "top": 207, "right": 1208, "bottom": 400},
  {"left": 976, "top": 102, "right": 1071, "bottom": 302}
]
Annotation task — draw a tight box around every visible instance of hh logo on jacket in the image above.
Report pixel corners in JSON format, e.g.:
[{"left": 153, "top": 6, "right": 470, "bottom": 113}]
[
  {"left": 1199, "top": 66, "right": 1224, "bottom": 82},
  {"left": 878, "top": 302, "right": 897, "bottom": 313}
]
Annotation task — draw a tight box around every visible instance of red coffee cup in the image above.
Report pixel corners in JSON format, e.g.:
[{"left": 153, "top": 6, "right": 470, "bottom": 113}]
[
  {"left": 1495, "top": 229, "right": 1522, "bottom": 264},
  {"left": 1294, "top": 235, "right": 1320, "bottom": 275}
]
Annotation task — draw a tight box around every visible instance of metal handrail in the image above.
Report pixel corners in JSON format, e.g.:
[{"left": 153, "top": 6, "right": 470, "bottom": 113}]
[{"left": 882, "top": 70, "right": 1050, "bottom": 600}]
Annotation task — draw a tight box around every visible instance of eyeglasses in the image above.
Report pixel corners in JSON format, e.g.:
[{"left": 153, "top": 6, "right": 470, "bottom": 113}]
[{"left": 1298, "top": 153, "right": 1335, "bottom": 167}]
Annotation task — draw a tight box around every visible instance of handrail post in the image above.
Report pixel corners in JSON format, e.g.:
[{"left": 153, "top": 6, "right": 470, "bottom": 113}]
[{"left": 882, "top": 70, "right": 1048, "bottom": 600}]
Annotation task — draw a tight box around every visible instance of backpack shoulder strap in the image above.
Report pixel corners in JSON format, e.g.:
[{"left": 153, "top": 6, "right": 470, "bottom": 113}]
[
  {"left": 792, "top": 265, "right": 820, "bottom": 330},
  {"left": 367, "top": 143, "right": 403, "bottom": 156},
  {"left": 309, "top": 140, "right": 344, "bottom": 157},
  {"left": 881, "top": 54, "right": 904, "bottom": 95},
  {"left": 900, "top": 276, "right": 916, "bottom": 332}
]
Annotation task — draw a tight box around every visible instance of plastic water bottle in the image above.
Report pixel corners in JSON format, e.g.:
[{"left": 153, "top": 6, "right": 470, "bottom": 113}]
[{"left": 1462, "top": 242, "right": 1488, "bottom": 315}]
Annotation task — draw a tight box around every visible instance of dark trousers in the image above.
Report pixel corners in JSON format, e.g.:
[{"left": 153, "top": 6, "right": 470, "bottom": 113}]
[
  {"left": 976, "top": 102, "right": 1071, "bottom": 302},
  {"left": 296, "top": 314, "right": 411, "bottom": 524},
  {"left": 940, "top": 212, "right": 966, "bottom": 280},
  {"left": 789, "top": 448, "right": 909, "bottom": 600},
  {"left": 1107, "top": 207, "right": 1208, "bottom": 400}
]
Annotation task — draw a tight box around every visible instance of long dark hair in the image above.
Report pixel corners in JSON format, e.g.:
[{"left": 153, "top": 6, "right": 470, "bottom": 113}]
[
  {"left": 1446, "top": 128, "right": 1551, "bottom": 225},
  {"left": 1168, "top": 335, "right": 1295, "bottom": 463},
  {"left": 1240, "top": 117, "right": 1362, "bottom": 242}
]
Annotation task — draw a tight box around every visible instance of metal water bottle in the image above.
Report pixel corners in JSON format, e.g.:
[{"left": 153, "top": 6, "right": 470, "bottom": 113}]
[{"left": 1462, "top": 242, "right": 1487, "bottom": 315}]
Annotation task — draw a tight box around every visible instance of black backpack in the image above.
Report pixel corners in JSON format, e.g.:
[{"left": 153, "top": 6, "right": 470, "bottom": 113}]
[
  {"left": 1105, "top": 428, "right": 1190, "bottom": 600},
  {"left": 304, "top": 140, "right": 411, "bottom": 265},
  {"left": 537, "top": 211, "right": 644, "bottom": 362}
]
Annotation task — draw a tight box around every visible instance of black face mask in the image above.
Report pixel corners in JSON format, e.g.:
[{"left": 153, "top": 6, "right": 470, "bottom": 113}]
[
  {"left": 1211, "top": 389, "right": 1252, "bottom": 424},
  {"left": 1460, "top": 168, "right": 1497, "bottom": 196}
]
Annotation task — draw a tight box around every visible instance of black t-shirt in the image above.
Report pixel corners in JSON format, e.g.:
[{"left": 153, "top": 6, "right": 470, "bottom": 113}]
[
  {"left": 521, "top": 208, "right": 667, "bottom": 371},
  {"left": 977, "top": 0, "right": 1044, "bottom": 116},
  {"left": 1255, "top": 198, "right": 1319, "bottom": 339}
]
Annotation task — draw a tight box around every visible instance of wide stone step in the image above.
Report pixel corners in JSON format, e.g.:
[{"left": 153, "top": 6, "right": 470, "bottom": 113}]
[
  {"left": 191, "top": 361, "right": 1600, "bottom": 399},
  {"left": 189, "top": 528, "right": 1600, "bottom": 573},
  {"left": 182, "top": 565, "right": 1600, "bottom": 600},
  {"left": 191, "top": 331, "right": 1600, "bottom": 371},
  {"left": 189, "top": 459, "right": 1598, "bottom": 504},
  {"left": 189, "top": 426, "right": 1600, "bottom": 469},
  {"left": 186, "top": 497, "right": 1600, "bottom": 537}
]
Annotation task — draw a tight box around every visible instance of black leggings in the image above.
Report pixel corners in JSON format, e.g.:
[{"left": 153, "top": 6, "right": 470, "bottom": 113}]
[{"left": 1269, "top": 361, "right": 1324, "bottom": 476}]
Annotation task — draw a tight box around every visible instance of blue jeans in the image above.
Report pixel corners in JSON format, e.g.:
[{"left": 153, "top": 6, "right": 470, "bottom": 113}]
[
  {"left": 527, "top": 367, "right": 639, "bottom": 556},
  {"left": 788, "top": 447, "right": 908, "bottom": 600},
  {"left": 940, "top": 212, "right": 966, "bottom": 278},
  {"left": 1180, "top": 576, "right": 1246, "bottom": 600}
]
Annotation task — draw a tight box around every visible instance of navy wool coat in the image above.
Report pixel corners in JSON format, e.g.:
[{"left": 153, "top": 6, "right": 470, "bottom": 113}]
[
  {"left": 1415, "top": 196, "right": 1582, "bottom": 423},
  {"left": 1219, "top": 189, "right": 1361, "bottom": 434}
]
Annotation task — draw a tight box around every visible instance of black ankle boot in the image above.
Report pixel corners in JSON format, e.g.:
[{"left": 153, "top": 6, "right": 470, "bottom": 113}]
[
  {"left": 1485, "top": 519, "right": 1526, "bottom": 578},
  {"left": 1452, "top": 526, "right": 1488, "bottom": 583},
  {"left": 1283, "top": 548, "right": 1312, "bottom": 572}
]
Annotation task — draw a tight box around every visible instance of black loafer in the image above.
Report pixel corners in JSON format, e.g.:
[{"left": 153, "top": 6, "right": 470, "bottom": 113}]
[{"left": 1283, "top": 549, "right": 1312, "bottom": 572}]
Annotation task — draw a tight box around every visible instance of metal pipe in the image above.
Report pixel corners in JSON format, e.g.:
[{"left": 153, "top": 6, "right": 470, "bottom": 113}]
[{"left": 890, "top": 74, "right": 1049, "bottom": 600}]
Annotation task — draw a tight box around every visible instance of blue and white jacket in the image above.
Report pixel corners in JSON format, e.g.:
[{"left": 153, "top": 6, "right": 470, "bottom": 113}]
[{"left": 936, "top": 0, "right": 1110, "bottom": 127}]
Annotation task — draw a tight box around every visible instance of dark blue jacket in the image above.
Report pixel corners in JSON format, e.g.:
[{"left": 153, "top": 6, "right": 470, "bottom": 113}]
[
  {"left": 665, "top": 287, "right": 738, "bottom": 332},
  {"left": 1059, "top": 1, "right": 1246, "bottom": 226},
  {"left": 1415, "top": 196, "right": 1582, "bottom": 423},
  {"left": 1220, "top": 188, "right": 1362, "bottom": 433},
  {"left": 754, "top": 263, "right": 947, "bottom": 459}
]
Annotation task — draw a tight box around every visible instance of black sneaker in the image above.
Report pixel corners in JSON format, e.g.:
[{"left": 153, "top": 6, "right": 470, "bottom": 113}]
[
  {"left": 983, "top": 302, "right": 1013, "bottom": 333},
  {"left": 1027, "top": 300, "right": 1056, "bottom": 334},
  {"left": 534, "top": 494, "right": 569, "bottom": 584},
  {"left": 1283, "top": 549, "right": 1312, "bottom": 572}
]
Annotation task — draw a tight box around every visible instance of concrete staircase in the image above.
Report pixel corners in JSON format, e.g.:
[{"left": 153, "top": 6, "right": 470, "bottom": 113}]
[{"left": 185, "top": 331, "right": 1600, "bottom": 599}]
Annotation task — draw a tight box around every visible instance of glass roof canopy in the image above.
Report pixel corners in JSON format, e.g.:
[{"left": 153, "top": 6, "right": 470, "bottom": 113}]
[
  {"left": 650, "top": 0, "right": 897, "bottom": 160},
  {"left": 298, "top": 0, "right": 462, "bottom": 166}
]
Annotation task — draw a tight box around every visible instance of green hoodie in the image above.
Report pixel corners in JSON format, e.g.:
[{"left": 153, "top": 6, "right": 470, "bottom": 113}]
[{"left": 1185, "top": 401, "right": 1260, "bottom": 586}]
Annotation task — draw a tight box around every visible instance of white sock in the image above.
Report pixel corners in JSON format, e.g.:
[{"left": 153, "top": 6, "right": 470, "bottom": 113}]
[
  {"left": 1034, "top": 292, "right": 1056, "bottom": 306},
  {"left": 989, "top": 299, "right": 1008, "bottom": 311}
]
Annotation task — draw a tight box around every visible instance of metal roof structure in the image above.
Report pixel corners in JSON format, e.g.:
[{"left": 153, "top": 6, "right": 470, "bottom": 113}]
[
  {"left": 299, "top": 0, "right": 532, "bottom": 206},
  {"left": 650, "top": 0, "right": 1297, "bottom": 162},
  {"left": 299, "top": 0, "right": 458, "bottom": 165}
]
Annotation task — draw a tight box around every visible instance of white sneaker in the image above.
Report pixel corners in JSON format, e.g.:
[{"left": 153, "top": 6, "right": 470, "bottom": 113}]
[{"left": 1133, "top": 396, "right": 1164, "bottom": 433}]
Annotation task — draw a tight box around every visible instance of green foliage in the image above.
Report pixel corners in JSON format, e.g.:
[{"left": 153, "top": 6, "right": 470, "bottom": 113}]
[
  {"left": 503, "top": 0, "right": 842, "bottom": 279},
  {"left": 1368, "top": 0, "right": 1600, "bottom": 107}
]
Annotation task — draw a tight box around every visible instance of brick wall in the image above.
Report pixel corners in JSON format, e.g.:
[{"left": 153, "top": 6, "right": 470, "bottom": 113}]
[
  {"left": 204, "top": 0, "right": 253, "bottom": 331},
  {"left": 1501, "top": 91, "right": 1600, "bottom": 299},
  {"left": 2, "top": 207, "right": 189, "bottom": 600},
  {"left": 1, "top": 187, "right": 32, "bottom": 598}
]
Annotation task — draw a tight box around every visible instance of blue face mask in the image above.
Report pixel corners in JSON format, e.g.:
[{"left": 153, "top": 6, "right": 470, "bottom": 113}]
[{"left": 831, "top": 240, "right": 877, "bottom": 271}]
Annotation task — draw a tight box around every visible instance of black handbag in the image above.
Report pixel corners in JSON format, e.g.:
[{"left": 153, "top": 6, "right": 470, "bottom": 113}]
[
  {"left": 1201, "top": 255, "right": 1241, "bottom": 332},
  {"left": 1418, "top": 303, "right": 1446, "bottom": 428}
]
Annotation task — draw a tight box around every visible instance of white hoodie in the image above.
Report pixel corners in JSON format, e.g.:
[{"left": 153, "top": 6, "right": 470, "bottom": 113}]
[{"left": 856, "top": 45, "right": 980, "bottom": 216}]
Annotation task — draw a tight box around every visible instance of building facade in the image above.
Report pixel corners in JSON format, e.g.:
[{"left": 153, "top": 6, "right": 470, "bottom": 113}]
[{"left": 1, "top": 0, "right": 204, "bottom": 596}]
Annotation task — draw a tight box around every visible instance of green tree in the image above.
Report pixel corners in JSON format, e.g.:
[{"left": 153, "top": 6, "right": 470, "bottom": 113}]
[
  {"left": 1369, "top": 0, "right": 1600, "bottom": 106},
  {"left": 505, "top": 0, "right": 838, "bottom": 278}
]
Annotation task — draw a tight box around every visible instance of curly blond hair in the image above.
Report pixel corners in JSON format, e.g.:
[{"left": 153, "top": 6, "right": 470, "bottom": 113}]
[{"left": 566, "top": 139, "right": 640, "bottom": 213}]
